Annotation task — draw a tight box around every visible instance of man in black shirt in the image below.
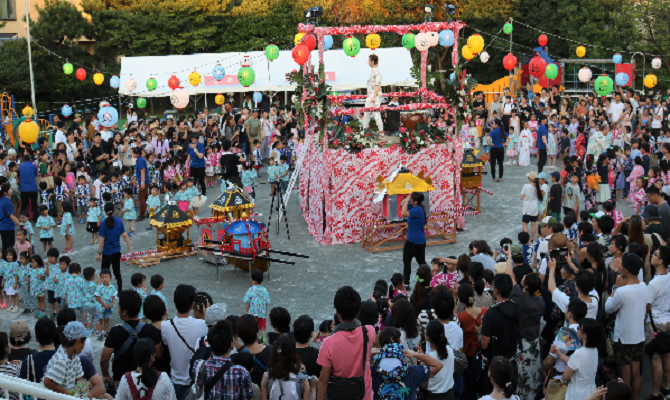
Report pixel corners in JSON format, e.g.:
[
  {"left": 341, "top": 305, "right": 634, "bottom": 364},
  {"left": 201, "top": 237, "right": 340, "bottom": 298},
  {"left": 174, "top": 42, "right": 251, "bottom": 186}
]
[
  {"left": 219, "top": 140, "right": 244, "bottom": 186},
  {"left": 89, "top": 133, "right": 109, "bottom": 177},
  {"left": 549, "top": 172, "right": 563, "bottom": 221},
  {"left": 473, "top": 91, "right": 487, "bottom": 121},
  {"left": 481, "top": 274, "right": 522, "bottom": 359},
  {"left": 549, "top": 85, "right": 561, "bottom": 112}
]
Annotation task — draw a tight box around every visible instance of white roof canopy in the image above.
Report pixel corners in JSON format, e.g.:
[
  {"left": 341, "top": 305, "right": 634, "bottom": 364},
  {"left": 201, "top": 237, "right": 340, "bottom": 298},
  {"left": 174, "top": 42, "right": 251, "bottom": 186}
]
[{"left": 118, "top": 47, "right": 416, "bottom": 97}]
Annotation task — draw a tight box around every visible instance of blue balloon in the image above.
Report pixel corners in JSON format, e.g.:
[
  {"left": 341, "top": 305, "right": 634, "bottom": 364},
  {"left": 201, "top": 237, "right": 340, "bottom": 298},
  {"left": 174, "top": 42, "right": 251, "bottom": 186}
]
[
  {"left": 253, "top": 92, "right": 262, "bottom": 103},
  {"left": 109, "top": 75, "right": 120, "bottom": 89},
  {"left": 439, "top": 30, "right": 454, "bottom": 47},
  {"left": 324, "top": 35, "right": 333, "bottom": 51},
  {"left": 212, "top": 65, "right": 225, "bottom": 81},
  {"left": 612, "top": 53, "right": 622, "bottom": 64},
  {"left": 615, "top": 72, "right": 629, "bottom": 86},
  {"left": 449, "top": 72, "right": 455, "bottom": 81},
  {"left": 97, "top": 105, "right": 118, "bottom": 128},
  {"left": 61, "top": 104, "right": 72, "bottom": 118}
]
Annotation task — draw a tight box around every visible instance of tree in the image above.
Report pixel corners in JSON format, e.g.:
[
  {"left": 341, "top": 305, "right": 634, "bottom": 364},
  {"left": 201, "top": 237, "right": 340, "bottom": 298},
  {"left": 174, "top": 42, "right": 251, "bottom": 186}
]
[
  {"left": 624, "top": 0, "right": 670, "bottom": 78},
  {"left": 0, "top": 40, "right": 48, "bottom": 99}
]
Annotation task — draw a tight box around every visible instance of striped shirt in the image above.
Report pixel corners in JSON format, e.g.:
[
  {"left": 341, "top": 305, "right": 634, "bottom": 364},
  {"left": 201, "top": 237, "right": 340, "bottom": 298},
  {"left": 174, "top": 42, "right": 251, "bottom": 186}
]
[
  {"left": 0, "top": 362, "right": 21, "bottom": 400},
  {"left": 43, "top": 345, "right": 83, "bottom": 391}
]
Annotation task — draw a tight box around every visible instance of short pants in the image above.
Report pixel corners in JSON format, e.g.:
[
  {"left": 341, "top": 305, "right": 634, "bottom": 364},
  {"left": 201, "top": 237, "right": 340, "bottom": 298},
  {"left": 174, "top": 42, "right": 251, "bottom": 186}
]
[
  {"left": 522, "top": 214, "right": 538, "bottom": 223},
  {"left": 47, "top": 290, "right": 64, "bottom": 305},
  {"left": 96, "top": 308, "right": 113, "bottom": 320},
  {"left": 614, "top": 340, "right": 645, "bottom": 365},
  {"left": 255, "top": 317, "right": 266, "bottom": 331}
]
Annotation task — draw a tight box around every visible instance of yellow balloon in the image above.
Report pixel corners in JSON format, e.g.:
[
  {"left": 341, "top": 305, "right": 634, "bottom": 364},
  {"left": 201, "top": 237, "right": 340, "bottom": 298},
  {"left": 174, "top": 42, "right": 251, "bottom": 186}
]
[
  {"left": 22, "top": 105, "right": 34, "bottom": 118},
  {"left": 294, "top": 33, "right": 305, "bottom": 45},
  {"left": 215, "top": 94, "right": 225, "bottom": 105},
  {"left": 365, "top": 33, "right": 381, "bottom": 50},
  {"left": 189, "top": 71, "right": 201, "bottom": 86},
  {"left": 461, "top": 45, "right": 474, "bottom": 60},
  {"left": 93, "top": 72, "right": 104, "bottom": 85},
  {"left": 644, "top": 74, "right": 658, "bottom": 88},
  {"left": 467, "top": 34, "right": 485, "bottom": 54},
  {"left": 19, "top": 120, "right": 39, "bottom": 144},
  {"left": 576, "top": 45, "right": 586, "bottom": 58}
]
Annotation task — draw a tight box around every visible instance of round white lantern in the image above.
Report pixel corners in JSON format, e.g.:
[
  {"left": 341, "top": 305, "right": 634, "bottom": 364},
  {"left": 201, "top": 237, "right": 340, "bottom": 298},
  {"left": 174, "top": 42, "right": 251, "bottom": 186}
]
[
  {"left": 427, "top": 32, "right": 439, "bottom": 47},
  {"left": 480, "top": 51, "right": 490, "bottom": 63},
  {"left": 125, "top": 78, "right": 137, "bottom": 92},
  {"left": 578, "top": 67, "right": 592, "bottom": 83},
  {"left": 415, "top": 33, "right": 431, "bottom": 52},
  {"left": 652, "top": 57, "right": 662, "bottom": 69},
  {"left": 170, "top": 89, "right": 190, "bottom": 109}
]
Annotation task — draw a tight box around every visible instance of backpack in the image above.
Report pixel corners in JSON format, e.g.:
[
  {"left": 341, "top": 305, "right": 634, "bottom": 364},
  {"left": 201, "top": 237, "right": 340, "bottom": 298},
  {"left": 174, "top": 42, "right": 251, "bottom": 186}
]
[
  {"left": 124, "top": 371, "right": 159, "bottom": 400},
  {"left": 116, "top": 321, "right": 145, "bottom": 359},
  {"left": 265, "top": 373, "right": 307, "bottom": 400}
]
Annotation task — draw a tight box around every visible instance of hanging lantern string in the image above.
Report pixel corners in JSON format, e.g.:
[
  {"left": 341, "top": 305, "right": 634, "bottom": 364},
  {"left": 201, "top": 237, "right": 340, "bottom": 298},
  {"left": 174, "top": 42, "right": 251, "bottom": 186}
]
[
  {"left": 512, "top": 19, "right": 663, "bottom": 58},
  {"left": 30, "top": 41, "right": 119, "bottom": 75},
  {"left": 461, "top": 24, "right": 506, "bottom": 66},
  {"left": 466, "top": 25, "right": 563, "bottom": 60}
]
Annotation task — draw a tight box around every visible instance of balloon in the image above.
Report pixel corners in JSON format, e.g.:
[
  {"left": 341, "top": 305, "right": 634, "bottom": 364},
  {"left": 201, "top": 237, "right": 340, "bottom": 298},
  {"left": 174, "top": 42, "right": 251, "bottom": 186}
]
[
  {"left": 189, "top": 71, "right": 201, "bottom": 86},
  {"left": 323, "top": 35, "right": 333, "bottom": 50},
  {"left": 19, "top": 120, "right": 39, "bottom": 144},
  {"left": 594, "top": 75, "right": 614, "bottom": 96},
  {"left": 427, "top": 32, "right": 439, "bottom": 47},
  {"left": 439, "top": 30, "right": 454, "bottom": 47},
  {"left": 402, "top": 33, "right": 416, "bottom": 50},
  {"left": 266, "top": 44, "right": 279, "bottom": 61},
  {"left": 22, "top": 105, "right": 34, "bottom": 118},
  {"left": 292, "top": 44, "right": 310, "bottom": 65},
  {"left": 538, "top": 34, "right": 548, "bottom": 46},
  {"left": 461, "top": 45, "right": 474, "bottom": 60},
  {"left": 168, "top": 75, "right": 181, "bottom": 90},
  {"left": 545, "top": 63, "right": 559, "bottom": 80},
  {"left": 365, "top": 33, "right": 381, "bottom": 50},
  {"left": 170, "top": 89, "right": 189, "bottom": 110},
  {"left": 480, "top": 51, "right": 490, "bottom": 63},
  {"left": 576, "top": 45, "right": 586, "bottom": 58},
  {"left": 615, "top": 72, "right": 629, "bottom": 86},
  {"left": 652, "top": 57, "right": 662, "bottom": 69},
  {"left": 76, "top": 68, "right": 86, "bottom": 81},
  {"left": 645, "top": 74, "right": 658, "bottom": 88},
  {"left": 302, "top": 34, "right": 316, "bottom": 51},
  {"left": 467, "top": 34, "right": 484, "bottom": 54},
  {"left": 125, "top": 78, "right": 137, "bottom": 92},
  {"left": 137, "top": 98, "right": 147, "bottom": 109},
  {"left": 529, "top": 56, "right": 547, "bottom": 79},
  {"left": 146, "top": 77, "right": 157, "bottom": 91},
  {"left": 61, "top": 104, "right": 72, "bottom": 118},
  {"left": 612, "top": 53, "right": 622, "bottom": 64},
  {"left": 503, "top": 53, "right": 517, "bottom": 71},
  {"left": 253, "top": 92, "right": 262, "bottom": 103},
  {"left": 343, "top": 36, "right": 361, "bottom": 57},
  {"left": 63, "top": 62, "right": 73, "bottom": 75},
  {"left": 212, "top": 64, "right": 225, "bottom": 80},
  {"left": 110, "top": 75, "right": 120, "bottom": 89},
  {"left": 97, "top": 105, "right": 118, "bottom": 128},
  {"left": 294, "top": 33, "right": 305, "bottom": 45},
  {"left": 578, "top": 67, "right": 592, "bottom": 83},
  {"left": 215, "top": 93, "right": 225, "bottom": 105},
  {"left": 415, "top": 33, "right": 430, "bottom": 52},
  {"left": 93, "top": 72, "right": 104, "bottom": 85},
  {"left": 238, "top": 67, "right": 255, "bottom": 87},
  {"left": 503, "top": 23, "right": 513, "bottom": 34}
]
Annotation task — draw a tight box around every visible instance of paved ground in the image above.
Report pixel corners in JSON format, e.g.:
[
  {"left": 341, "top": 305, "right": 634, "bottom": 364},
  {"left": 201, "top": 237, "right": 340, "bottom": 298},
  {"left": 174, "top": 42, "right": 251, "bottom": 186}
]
[{"left": 0, "top": 155, "right": 653, "bottom": 398}]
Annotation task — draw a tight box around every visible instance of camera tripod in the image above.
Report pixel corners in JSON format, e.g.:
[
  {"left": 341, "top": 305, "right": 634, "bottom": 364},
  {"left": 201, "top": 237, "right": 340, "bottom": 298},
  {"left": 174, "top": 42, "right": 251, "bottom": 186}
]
[{"left": 267, "top": 182, "right": 290, "bottom": 240}]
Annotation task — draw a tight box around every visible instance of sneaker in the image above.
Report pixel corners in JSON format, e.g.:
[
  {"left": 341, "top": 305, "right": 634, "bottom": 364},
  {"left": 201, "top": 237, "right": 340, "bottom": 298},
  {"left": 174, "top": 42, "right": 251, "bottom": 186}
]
[
  {"left": 22, "top": 308, "right": 32, "bottom": 314},
  {"left": 79, "top": 219, "right": 84, "bottom": 224},
  {"left": 661, "top": 388, "right": 670, "bottom": 398},
  {"left": 50, "top": 312, "right": 57, "bottom": 320},
  {"left": 128, "top": 232, "right": 135, "bottom": 237},
  {"left": 97, "top": 333, "right": 104, "bottom": 341},
  {"left": 0, "top": 302, "right": 7, "bottom": 310},
  {"left": 649, "top": 394, "right": 664, "bottom": 400},
  {"left": 90, "top": 239, "right": 95, "bottom": 245}
]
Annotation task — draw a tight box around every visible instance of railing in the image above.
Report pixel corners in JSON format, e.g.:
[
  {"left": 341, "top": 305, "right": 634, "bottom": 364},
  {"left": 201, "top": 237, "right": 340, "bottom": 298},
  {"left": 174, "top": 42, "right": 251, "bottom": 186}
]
[{"left": 0, "top": 374, "right": 86, "bottom": 400}]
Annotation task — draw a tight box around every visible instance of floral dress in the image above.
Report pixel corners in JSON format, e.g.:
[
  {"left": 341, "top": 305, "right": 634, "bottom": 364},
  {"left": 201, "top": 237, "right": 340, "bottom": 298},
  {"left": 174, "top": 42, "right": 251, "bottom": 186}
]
[
  {"left": 36, "top": 215, "right": 56, "bottom": 239},
  {"left": 627, "top": 165, "right": 645, "bottom": 204},
  {"left": 29, "top": 267, "right": 47, "bottom": 297},
  {"left": 87, "top": 206, "right": 101, "bottom": 223},
  {"left": 241, "top": 170, "right": 257, "bottom": 189},
  {"left": 123, "top": 198, "right": 136, "bottom": 221},
  {"left": 575, "top": 134, "right": 587, "bottom": 160},
  {"left": 60, "top": 212, "right": 75, "bottom": 236},
  {"left": 582, "top": 165, "right": 598, "bottom": 210}
]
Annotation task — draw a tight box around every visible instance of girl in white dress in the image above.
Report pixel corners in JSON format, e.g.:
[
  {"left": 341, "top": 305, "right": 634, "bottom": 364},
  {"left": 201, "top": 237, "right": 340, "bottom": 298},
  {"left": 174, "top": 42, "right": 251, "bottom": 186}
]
[
  {"left": 558, "top": 318, "right": 600, "bottom": 400},
  {"left": 479, "top": 357, "right": 520, "bottom": 400},
  {"left": 518, "top": 121, "right": 532, "bottom": 167}
]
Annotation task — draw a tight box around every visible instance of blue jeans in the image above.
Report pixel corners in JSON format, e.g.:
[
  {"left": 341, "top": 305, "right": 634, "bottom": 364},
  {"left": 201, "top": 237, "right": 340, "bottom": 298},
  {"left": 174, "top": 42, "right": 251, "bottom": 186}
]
[
  {"left": 174, "top": 384, "right": 190, "bottom": 400},
  {"left": 96, "top": 308, "right": 112, "bottom": 320},
  {"left": 453, "top": 374, "right": 464, "bottom": 400}
]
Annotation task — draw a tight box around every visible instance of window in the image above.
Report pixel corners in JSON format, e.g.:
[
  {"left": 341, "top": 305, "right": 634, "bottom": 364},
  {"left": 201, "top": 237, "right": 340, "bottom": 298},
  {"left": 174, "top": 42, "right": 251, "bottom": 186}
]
[{"left": 0, "top": 0, "right": 16, "bottom": 20}]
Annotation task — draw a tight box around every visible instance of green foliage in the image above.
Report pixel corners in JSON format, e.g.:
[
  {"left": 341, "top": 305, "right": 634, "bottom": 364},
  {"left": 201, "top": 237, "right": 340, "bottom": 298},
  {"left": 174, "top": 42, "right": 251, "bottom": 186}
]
[
  {"left": 0, "top": 40, "right": 44, "bottom": 98},
  {"left": 624, "top": 0, "right": 670, "bottom": 79}
]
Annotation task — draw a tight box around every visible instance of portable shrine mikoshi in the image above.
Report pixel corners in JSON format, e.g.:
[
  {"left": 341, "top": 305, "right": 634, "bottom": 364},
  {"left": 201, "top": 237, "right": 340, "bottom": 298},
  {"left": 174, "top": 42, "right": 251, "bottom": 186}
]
[
  {"left": 459, "top": 148, "right": 492, "bottom": 212},
  {"left": 209, "top": 185, "right": 254, "bottom": 220}
]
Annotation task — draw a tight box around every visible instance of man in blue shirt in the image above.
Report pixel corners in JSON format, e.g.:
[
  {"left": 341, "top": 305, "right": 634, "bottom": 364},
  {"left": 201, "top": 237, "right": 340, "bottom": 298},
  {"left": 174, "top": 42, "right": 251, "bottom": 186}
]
[
  {"left": 18, "top": 155, "right": 39, "bottom": 222},
  {"left": 133, "top": 148, "right": 150, "bottom": 220},
  {"left": 487, "top": 119, "right": 508, "bottom": 183},
  {"left": 537, "top": 116, "right": 549, "bottom": 173},
  {"left": 186, "top": 134, "right": 207, "bottom": 195},
  {"left": 401, "top": 193, "right": 427, "bottom": 288}
]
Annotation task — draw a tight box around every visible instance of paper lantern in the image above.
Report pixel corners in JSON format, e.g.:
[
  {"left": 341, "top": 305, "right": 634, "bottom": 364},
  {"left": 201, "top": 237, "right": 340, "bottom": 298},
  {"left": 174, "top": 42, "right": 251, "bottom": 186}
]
[
  {"left": 503, "top": 53, "right": 517, "bottom": 71},
  {"left": 343, "top": 36, "right": 361, "bottom": 57},
  {"left": 449, "top": 72, "right": 455, "bottom": 81},
  {"left": 215, "top": 93, "right": 225, "bottom": 105},
  {"left": 266, "top": 44, "right": 279, "bottom": 61},
  {"left": 302, "top": 34, "right": 316, "bottom": 51},
  {"left": 238, "top": 67, "right": 255, "bottom": 87},
  {"left": 125, "top": 78, "right": 137, "bottom": 92},
  {"left": 578, "top": 67, "right": 592, "bottom": 83},
  {"left": 467, "top": 34, "right": 484, "bottom": 54},
  {"left": 170, "top": 89, "right": 189, "bottom": 110},
  {"left": 76, "top": 68, "right": 86, "bottom": 81},
  {"left": 365, "top": 33, "right": 381, "bottom": 50},
  {"left": 294, "top": 33, "right": 305, "bottom": 45},
  {"left": 645, "top": 74, "right": 658, "bottom": 88},
  {"left": 427, "top": 32, "right": 439, "bottom": 47},
  {"left": 168, "top": 75, "right": 181, "bottom": 90},
  {"left": 415, "top": 33, "right": 430, "bottom": 52},
  {"left": 461, "top": 45, "right": 474, "bottom": 60},
  {"left": 612, "top": 53, "right": 622, "bottom": 64},
  {"left": 615, "top": 72, "right": 629, "bottom": 86},
  {"left": 324, "top": 35, "right": 333, "bottom": 50},
  {"left": 241, "top": 54, "right": 253, "bottom": 67},
  {"left": 93, "top": 72, "right": 104, "bottom": 85},
  {"left": 189, "top": 71, "right": 201, "bottom": 86},
  {"left": 538, "top": 34, "right": 548, "bottom": 46},
  {"left": 292, "top": 44, "right": 310, "bottom": 65},
  {"left": 63, "top": 62, "right": 73, "bottom": 75},
  {"left": 22, "top": 105, "right": 34, "bottom": 118},
  {"left": 97, "top": 105, "right": 118, "bottom": 128},
  {"left": 137, "top": 97, "right": 147, "bottom": 109},
  {"left": 503, "top": 23, "right": 513, "bottom": 35},
  {"left": 61, "top": 104, "right": 72, "bottom": 118},
  {"left": 146, "top": 77, "right": 157, "bottom": 91},
  {"left": 652, "top": 57, "right": 662, "bottom": 69},
  {"left": 253, "top": 92, "right": 262, "bottom": 103},
  {"left": 402, "top": 33, "right": 416, "bottom": 50},
  {"left": 212, "top": 64, "right": 225, "bottom": 80},
  {"left": 110, "top": 75, "right": 120, "bottom": 89},
  {"left": 439, "top": 30, "right": 454, "bottom": 47},
  {"left": 545, "top": 63, "right": 558, "bottom": 80},
  {"left": 480, "top": 51, "right": 490, "bottom": 63},
  {"left": 529, "top": 56, "right": 547, "bottom": 79},
  {"left": 576, "top": 45, "right": 586, "bottom": 58},
  {"left": 19, "top": 120, "right": 39, "bottom": 144},
  {"left": 594, "top": 75, "right": 614, "bottom": 96}
]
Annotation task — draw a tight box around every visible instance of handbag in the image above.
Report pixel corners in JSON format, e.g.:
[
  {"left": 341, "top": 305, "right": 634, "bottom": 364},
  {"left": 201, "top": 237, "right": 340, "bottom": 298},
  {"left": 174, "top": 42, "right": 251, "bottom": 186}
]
[
  {"left": 545, "top": 378, "right": 567, "bottom": 400},
  {"left": 452, "top": 348, "right": 468, "bottom": 377},
  {"left": 645, "top": 312, "right": 670, "bottom": 357},
  {"left": 326, "top": 326, "right": 368, "bottom": 400}
]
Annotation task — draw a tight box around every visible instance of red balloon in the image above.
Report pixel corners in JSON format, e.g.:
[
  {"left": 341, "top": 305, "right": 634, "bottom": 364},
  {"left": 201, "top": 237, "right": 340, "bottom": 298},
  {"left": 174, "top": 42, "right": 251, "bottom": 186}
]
[
  {"left": 75, "top": 68, "right": 86, "bottom": 81},
  {"left": 538, "top": 34, "right": 548, "bottom": 46},
  {"left": 292, "top": 44, "right": 310, "bottom": 65},
  {"left": 168, "top": 75, "right": 181, "bottom": 90},
  {"left": 503, "top": 53, "right": 517, "bottom": 71},
  {"left": 529, "top": 56, "right": 547, "bottom": 78},
  {"left": 302, "top": 34, "right": 317, "bottom": 51}
]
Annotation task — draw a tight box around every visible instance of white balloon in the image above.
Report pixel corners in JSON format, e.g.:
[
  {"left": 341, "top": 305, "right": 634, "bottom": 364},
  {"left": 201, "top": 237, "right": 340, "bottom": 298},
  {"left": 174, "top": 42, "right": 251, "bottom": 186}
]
[
  {"left": 170, "top": 89, "right": 190, "bottom": 109},
  {"left": 652, "top": 57, "right": 662, "bottom": 69},
  {"left": 415, "top": 33, "right": 430, "bottom": 52},
  {"left": 427, "top": 32, "right": 439, "bottom": 47},
  {"left": 125, "top": 78, "right": 137, "bottom": 92},
  {"left": 480, "top": 51, "right": 490, "bottom": 63},
  {"left": 578, "top": 67, "right": 592, "bottom": 83}
]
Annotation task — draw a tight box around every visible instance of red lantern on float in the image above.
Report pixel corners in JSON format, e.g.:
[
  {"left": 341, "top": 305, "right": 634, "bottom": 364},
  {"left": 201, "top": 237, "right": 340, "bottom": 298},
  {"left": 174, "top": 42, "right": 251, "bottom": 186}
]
[
  {"left": 503, "top": 53, "right": 517, "bottom": 71},
  {"left": 292, "top": 44, "right": 310, "bottom": 65},
  {"left": 538, "top": 34, "right": 548, "bottom": 46},
  {"left": 75, "top": 68, "right": 86, "bottom": 81},
  {"left": 168, "top": 75, "right": 181, "bottom": 90},
  {"left": 301, "top": 34, "right": 317, "bottom": 51},
  {"left": 529, "top": 56, "right": 547, "bottom": 79}
]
